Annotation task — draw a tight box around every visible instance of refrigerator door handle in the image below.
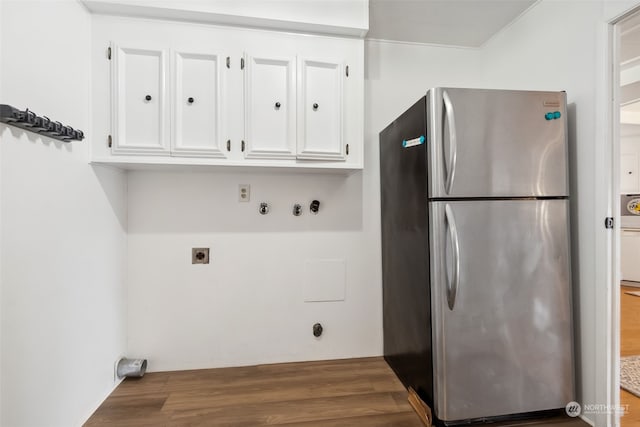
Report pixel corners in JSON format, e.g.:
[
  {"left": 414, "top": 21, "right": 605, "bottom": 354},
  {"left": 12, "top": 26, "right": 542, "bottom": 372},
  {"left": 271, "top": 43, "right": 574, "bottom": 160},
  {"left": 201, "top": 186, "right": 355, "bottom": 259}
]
[
  {"left": 442, "top": 90, "right": 458, "bottom": 194},
  {"left": 444, "top": 204, "right": 460, "bottom": 310}
]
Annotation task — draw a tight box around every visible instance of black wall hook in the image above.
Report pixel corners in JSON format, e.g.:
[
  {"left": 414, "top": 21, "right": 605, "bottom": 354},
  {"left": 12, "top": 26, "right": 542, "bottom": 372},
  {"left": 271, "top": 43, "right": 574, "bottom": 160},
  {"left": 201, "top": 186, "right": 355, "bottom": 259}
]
[{"left": 0, "top": 104, "right": 84, "bottom": 142}]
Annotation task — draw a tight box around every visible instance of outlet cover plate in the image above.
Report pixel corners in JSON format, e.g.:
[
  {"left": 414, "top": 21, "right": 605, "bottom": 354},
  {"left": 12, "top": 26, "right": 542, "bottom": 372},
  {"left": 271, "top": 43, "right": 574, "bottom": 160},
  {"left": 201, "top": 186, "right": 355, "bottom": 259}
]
[
  {"left": 192, "top": 248, "right": 210, "bottom": 264},
  {"left": 239, "top": 184, "right": 250, "bottom": 202}
]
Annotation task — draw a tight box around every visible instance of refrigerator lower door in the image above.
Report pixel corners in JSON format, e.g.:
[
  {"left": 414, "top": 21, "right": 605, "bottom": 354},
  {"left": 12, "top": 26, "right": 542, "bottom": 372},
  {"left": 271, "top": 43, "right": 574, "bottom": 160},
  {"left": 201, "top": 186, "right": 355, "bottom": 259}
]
[
  {"left": 429, "top": 199, "right": 573, "bottom": 422},
  {"left": 427, "top": 88, "right": 569, "bottom": 198}
]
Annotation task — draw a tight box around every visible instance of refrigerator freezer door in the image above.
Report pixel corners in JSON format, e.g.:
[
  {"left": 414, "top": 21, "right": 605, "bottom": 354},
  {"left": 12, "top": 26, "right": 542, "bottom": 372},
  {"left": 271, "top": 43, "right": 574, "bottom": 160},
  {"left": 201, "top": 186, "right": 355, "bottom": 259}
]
[
  {"left": 429, "top": 199, "right": 573, "bottom": 422},
  {"left": 428, "top": 88, "right": 568, "bottom": 198}
]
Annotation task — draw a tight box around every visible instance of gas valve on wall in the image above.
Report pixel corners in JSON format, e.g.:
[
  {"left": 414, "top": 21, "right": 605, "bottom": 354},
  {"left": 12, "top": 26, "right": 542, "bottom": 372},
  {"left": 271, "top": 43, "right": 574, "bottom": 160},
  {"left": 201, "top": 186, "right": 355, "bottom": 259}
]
[{"left": 313, "top": 323, "right": 323, "bottom": 337}]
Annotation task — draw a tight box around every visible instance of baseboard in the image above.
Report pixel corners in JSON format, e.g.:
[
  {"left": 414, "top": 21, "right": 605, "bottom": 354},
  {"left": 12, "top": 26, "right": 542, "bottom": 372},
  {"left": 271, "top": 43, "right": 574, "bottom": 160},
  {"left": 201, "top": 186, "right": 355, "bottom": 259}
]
[
  {"left": 79, "top": 377, "right": 123, "bottom": 425},
  {"left": 579, "top": 414, "right": 596, "bottom": 426}
]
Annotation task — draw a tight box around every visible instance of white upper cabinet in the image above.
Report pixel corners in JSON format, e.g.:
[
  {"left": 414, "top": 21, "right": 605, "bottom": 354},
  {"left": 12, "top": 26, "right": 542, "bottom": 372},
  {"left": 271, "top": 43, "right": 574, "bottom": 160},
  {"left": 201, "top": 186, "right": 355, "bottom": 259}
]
[
  {"left": 172, "top": 51, "right": 226, "bottom": 158},
  {"left": 244, "top": 54, "right": 296, "bottom": 159},
  {"left": 297, "top": 58, "right": 344, "bottom": 160},
  {"left": 111, "top": 44, "right": 170, "bottom": 155},
  {"left": 92, "top": 16, "right": 364, "bottom": 171},
  {"left": 621, "top": 153, "right": 640, "bottom": 193}
]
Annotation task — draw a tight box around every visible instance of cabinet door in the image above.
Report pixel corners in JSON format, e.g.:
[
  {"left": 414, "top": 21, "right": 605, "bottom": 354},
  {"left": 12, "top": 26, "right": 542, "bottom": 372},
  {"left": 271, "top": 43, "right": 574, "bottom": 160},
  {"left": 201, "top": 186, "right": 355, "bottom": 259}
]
[
  {"left": 112, "top": 44, "right": 170, "bottom": 155},
  {"left": 621, "top": 153, "right": 639, "bottom": 193},
  {"left": 622, "top": 230, "right": 640, "bottom": 281},
  {"left": 244, "top": 54, "right": 296, "bottom": 159},
  {"left": 297, "top": 58, "right": 344, "bottom": 160},
  {"left": 172, "top": 51, "right": 226, "bottom": 158}
]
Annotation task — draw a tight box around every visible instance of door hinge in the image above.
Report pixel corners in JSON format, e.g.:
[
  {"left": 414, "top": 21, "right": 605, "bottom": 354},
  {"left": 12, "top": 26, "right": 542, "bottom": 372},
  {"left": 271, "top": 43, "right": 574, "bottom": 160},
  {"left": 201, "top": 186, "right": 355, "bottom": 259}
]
[
  {"left": 226, "top": 57, "right": 230, "bottom": 69},
  {"left": 346, "top": 143, "right": 350, "bottom": 155},
  {"left": 226, "top": 140, "right": 231, "bottom": 152},
  {"left": 241, "top": 140, "right": 245, "bottom": 152},
  {"left": 108, "top": 134, "right": 112, "bottom": 148},
  {"left": 605, "top": 217, "right": 614, "bottom": 229},
  {"left": 241, "top": 58, "right": 245, "bottom": 70},
  {"left": 346, "top": 65, "right": 349, "bottom": 77},
  {"left": 108, "top": 47, "right": 111, "bottom": 60}
]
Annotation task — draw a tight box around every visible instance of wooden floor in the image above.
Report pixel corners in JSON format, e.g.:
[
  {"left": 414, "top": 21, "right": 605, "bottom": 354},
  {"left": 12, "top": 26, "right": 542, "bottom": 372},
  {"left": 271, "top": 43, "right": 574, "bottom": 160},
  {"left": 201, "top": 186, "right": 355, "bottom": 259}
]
[
  {"left": 86, "top": 357, "right": 587, "bottom": 427},
  {"left": 621, "top": 284, "right": 640, "bottom": 426}
]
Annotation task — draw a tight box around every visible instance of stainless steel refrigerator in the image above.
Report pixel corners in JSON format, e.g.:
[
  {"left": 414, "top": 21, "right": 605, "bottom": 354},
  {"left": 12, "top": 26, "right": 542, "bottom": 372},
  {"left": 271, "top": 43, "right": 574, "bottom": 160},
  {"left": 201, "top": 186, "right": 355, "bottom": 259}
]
[{"left": 379, "top": 88, "right": 574, "bottom": 425}]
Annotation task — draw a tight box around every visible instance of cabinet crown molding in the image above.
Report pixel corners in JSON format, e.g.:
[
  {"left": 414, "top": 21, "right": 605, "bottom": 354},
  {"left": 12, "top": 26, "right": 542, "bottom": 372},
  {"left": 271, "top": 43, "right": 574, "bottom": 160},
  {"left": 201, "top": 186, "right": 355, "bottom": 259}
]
[{"left": 81, "top": 0, "right": 369, "bottom": 38}]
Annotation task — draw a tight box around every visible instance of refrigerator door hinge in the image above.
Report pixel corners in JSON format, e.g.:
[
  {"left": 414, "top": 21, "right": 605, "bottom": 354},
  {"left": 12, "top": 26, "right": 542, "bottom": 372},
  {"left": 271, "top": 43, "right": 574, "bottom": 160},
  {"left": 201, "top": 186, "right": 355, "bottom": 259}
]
[
  {"left": 108, "top": 46, "right": 112, "bottom": 60},
  {"left": 346, "top": 143, "right": 350, "bottom": 155},
  {"left": 241, "top": 58, "right": 245, "bottom": 70},
  {"left": 226, "top": 56, "right": 230, "bottom": 69},
  {"left": 241, "top": 140, "right": 245, "bottom": 152},
  {"left": 346, "top": 65, "right": 349, "bottom": 77},
  {"left": 605, "top": 217, "right": 614, "bottom": 229},
  {"left": 108, "top": 135, "right": 112, "bottom": 148}
]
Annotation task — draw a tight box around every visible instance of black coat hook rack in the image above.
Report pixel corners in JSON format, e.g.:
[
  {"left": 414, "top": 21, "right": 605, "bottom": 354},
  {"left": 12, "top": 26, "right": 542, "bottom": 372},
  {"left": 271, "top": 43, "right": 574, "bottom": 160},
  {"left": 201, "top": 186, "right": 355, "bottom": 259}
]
[{"left": 0, "top": 104, "right": 84, "bottom": 143}]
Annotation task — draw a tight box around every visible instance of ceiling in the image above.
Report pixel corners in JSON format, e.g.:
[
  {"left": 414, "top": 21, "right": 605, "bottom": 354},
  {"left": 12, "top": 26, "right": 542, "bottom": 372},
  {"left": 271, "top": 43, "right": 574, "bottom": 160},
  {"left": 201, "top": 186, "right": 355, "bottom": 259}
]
[{"left": 367, "top": 0, "right": 538, "bottom": 47}]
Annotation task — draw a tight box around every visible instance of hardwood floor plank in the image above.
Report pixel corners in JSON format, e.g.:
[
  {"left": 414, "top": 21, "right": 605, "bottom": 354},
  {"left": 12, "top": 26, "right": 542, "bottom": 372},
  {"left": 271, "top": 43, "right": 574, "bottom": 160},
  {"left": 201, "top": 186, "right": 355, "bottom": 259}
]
[
  {"left": 621, "top": 285, "right": 640, "bottom": 357},
  {"left": 84, "top": 393, "right": 169, "bottom": 427},
  {"left": 244, "top": 412, "right": 423, "bottom": 427},
  {"left": 492, "top": 418, "right": 587, "bottom": 427},
  {"left": 168, "top": 391, "right": 410, "bottom": 425},
  {"left": 109, "top": 372, "right": 170, "bottom": 397},
  {"left": 85, "top": 357, "right": 589, "bottom": 427},
  {"left": 161, "top": 374, "right": 402, "bottom": 410},
  {"left": 164, "top": 358, "right": 392, "bottom": 390}
]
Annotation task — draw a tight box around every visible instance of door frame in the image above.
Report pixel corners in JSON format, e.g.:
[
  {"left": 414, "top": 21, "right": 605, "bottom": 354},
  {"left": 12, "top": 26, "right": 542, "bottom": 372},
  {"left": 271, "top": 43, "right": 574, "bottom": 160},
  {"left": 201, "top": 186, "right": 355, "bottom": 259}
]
[
  {"left": 608, "top": 15, "right": 622, "bottom": 427},
  {"left": 606, "top": 5, "right": 640, "bottom": 427}
]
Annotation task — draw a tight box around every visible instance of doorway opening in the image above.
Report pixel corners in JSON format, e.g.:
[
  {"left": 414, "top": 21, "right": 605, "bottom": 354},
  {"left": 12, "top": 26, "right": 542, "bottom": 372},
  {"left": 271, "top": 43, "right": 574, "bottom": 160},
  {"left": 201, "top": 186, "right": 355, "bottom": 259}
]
[{"left": 614, "top": 7, "right": 640, "bottom": 427}]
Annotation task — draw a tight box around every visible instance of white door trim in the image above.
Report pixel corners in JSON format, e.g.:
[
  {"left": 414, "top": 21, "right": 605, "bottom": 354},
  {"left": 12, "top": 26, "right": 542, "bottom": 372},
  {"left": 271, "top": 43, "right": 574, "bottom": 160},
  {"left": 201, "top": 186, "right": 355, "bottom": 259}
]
[
  {"left": 608, "top": 17, "right": 622, "bottom": 427},
  {"left": 605, "top": 5, "right": 640, "bottom": 427}
]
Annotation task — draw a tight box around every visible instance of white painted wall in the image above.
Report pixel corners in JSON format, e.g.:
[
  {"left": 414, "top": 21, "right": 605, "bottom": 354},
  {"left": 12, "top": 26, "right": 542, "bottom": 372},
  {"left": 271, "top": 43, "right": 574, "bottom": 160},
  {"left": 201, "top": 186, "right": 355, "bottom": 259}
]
[
  {"left": 0, "top": 1, "right": 128, "bottom": 426},
  {"left": 365, "top": 41, "right": 482, "bottom": 138},
  {"left": 127, "top": 170, "right": 381, "bottom": 370}
]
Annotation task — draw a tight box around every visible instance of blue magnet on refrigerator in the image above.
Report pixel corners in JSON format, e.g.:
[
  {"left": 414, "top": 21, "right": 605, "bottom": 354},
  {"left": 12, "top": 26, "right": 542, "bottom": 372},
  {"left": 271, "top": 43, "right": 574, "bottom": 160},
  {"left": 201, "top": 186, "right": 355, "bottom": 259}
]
[{"left": 402, "top": 135, "right": 425, "bottom": 148}]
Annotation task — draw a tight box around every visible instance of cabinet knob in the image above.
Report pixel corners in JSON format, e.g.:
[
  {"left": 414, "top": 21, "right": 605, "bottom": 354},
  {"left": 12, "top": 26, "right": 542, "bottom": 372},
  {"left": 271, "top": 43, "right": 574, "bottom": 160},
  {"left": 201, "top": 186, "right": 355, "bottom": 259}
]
[
  {"left": 275, "top": 102, "right": 281, "bottom": 109},
  {"left": 145, "top": 95, "right": 152, "bottom": 101},
  {"left": 188, "top": 97, "right": 194, "bottom": 104},
  {"left": 313, "top": 103, "right": 319, "bottom": 110}
]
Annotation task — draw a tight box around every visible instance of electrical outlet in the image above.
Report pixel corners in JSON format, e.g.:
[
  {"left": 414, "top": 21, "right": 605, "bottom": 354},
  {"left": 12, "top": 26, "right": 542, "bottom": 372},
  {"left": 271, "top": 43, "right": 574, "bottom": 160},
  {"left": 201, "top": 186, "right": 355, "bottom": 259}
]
[
  {"left": 192, "top": 248, "right": 210, "bottom": 264},
  {"left": 239, "top": 184, "right": 250, "bottom": 202}
]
